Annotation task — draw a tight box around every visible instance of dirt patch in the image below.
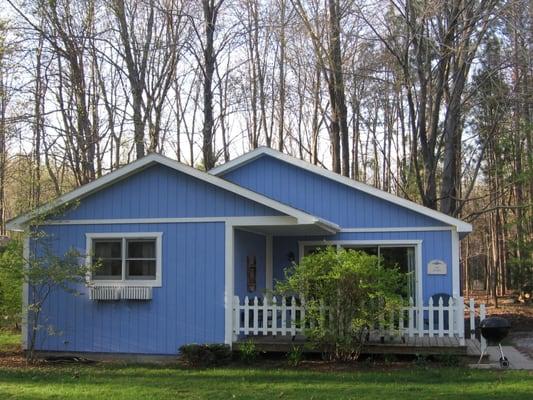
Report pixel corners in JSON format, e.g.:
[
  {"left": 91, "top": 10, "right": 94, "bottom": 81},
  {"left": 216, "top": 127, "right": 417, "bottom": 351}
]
[
  {"left": 0, "top": 351, "right": 30, "bottom": 368},
  {"left": 483, "top": 303, "right": 533, "bottom": 330}
]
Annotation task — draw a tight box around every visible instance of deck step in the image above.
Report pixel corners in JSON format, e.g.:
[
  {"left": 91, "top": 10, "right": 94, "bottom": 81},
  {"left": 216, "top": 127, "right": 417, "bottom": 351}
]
[{"left": 233, "top": 337, "right": 478, "bottom": 356}]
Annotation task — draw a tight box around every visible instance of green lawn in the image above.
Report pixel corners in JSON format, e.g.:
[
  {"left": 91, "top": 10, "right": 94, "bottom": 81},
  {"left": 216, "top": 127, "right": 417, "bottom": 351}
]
[
  {"left": 0, "top": 331, "right": 20, "bottom": 352},
  {"left": 0, "top": 332, "right": 531, "bottom": 400},
  {"left": 0, "top": 362, "right": 532, "bottom": 400}
]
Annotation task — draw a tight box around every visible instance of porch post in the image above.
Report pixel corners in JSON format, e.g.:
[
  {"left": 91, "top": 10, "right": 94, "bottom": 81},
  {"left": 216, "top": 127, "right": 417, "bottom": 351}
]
[
  {"left": 451, "top": 228, "right": 460, "bottom": 298},
  {"left": 224, "top": 223, "right": 235, "bottom": 346}
]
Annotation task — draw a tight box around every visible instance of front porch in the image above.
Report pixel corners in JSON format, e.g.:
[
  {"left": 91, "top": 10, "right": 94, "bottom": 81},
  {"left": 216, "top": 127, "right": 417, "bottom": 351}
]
[
  {"left": 232, "top": 295, "right": 487, "bottom": 356},
  {"left": 226, "top": 220, "right": 483, "bottom": 356}
]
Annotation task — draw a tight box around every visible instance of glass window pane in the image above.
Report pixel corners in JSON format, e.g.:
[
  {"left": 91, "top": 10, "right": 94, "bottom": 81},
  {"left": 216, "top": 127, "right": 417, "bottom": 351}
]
[
  {"left": 127, "top": 240, "right": 155, "bottom": 259},
  {"left": 303, "top": 245, "right": 326, "bottom": 256},
  {"left": 342, "top": 245, "right": 378, "bottom": 256},
  {"left": 126, "top": 260, "right": 156, "bottom": 280},
  {"left": 93, "top": 259, "right": 122, "bottom": 279},
  {"left": 94, "top": 240, "right": 122, "bottom": 259},
  {"left": 380, "top": 247, "right": 410, "bottom": 273},
  {"left": 379, "top": 246, "right": 416, "bottom": 299}
]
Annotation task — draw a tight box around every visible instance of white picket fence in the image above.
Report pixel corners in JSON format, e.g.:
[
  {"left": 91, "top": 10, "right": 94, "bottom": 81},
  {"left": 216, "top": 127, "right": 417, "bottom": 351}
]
[{"left": 233, "top": 295, "right": 487, "bottom": 346}]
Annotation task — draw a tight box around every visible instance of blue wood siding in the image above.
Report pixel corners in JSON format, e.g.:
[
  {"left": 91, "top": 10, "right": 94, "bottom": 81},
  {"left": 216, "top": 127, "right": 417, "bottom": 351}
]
[
  {"left": 272, "top": 231, "right": 453, "bottom": 303},
  {"left": 55, "top": 164, "right": 282, "bottom": 220},
  {"left": 221, "top": 156, "right": 447, "bottom": 228},
  {"left": 31, "top": 223, "right": 226, "bottom": 354},
  {"left": 234, "top": 230, "right": 266, "bottom": 298}
]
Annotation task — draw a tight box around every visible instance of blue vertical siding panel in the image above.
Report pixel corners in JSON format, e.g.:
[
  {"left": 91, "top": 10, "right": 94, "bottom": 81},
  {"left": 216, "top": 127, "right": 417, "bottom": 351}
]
[
  {"left": 53, "top": 164, "right": 282, "bottom": 220},
  {"left": 222, "top": 156, "right": 447, "bottom": 228},
  {"left": 272, "top": 236, "right": 299, "bottom": 283},
  {"left": 233, "top": 230, "right": 266, "bottom": 298},
  {"left": 32, "top": 222, "right": 226, "bottom": 354}
]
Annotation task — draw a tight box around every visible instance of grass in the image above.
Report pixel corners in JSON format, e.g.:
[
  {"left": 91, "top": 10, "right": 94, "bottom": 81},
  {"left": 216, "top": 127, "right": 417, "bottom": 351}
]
[
  {"left": 0, "top": 332, "right": 531, "bottom": 399},
  {"left": 0, "top": 331, "right": 20, "bottom": 352},
  {"left": 0, "top": 362, "right": 532, "bottom": 399}
]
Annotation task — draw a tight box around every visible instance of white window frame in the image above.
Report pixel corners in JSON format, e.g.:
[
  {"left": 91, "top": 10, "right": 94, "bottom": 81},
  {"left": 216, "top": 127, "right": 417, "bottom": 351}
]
[
  {"left": 86, "top": 232, "right": 163, "bottom": 287},
  {"left": 298, "top": 240, "right": 423, "bottom": 306}
]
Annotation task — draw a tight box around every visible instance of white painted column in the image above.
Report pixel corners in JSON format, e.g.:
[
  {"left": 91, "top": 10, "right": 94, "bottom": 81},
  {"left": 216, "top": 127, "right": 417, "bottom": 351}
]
[
  {"left": 224, "top": 223, "right": 235, "bottom": 346},
  {"left": 451, "top": 228, "right": 460, "bottom": 298},
  {"left": 265, "top": 234, "right": 273, "bottom": 291},
  {"left": 416, "top": 243, "right": 423, "bottom": 307}
]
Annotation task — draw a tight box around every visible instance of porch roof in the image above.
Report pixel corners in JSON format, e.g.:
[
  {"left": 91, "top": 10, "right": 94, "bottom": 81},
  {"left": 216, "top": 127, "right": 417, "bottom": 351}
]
[{"left": 233, "top": 216, "right": 338, "bottom": 236}]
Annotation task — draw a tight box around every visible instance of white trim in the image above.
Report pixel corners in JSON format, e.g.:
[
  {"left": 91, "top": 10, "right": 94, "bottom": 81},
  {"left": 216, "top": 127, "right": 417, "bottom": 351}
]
[
  {"left": 86, "top": 232, "right": 163, "bottom": 287},
  {"left": 21, "top": 236, "right": 29, "bottom": 350},
  {"left": 38, "top": 216, "right": 302, "bottom": 227},
  {"left": 224, "top": 222, "right": 235, "bottom": 346},
  {"left": 298, "top": 239, "right": 423, "bottom": 306},
  {"left": 6, "top": 153, "right": 339, "bottom": 232},
  {"left": 265, "top": 235, "right": 273, "bottom": 290},
  {"left": 451, "top": 228, "right": 460, "bottom": 298},
  {"left": 210, "top": 147, "right": 472, "bottom": 233},
  {"left": 340, "top": 226, "right": 453, "bottom": 233}
]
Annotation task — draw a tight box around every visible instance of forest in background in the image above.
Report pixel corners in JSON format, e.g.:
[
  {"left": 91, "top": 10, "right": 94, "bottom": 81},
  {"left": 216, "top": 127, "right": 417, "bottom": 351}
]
[{"left": 0, "top": 0, "right": 531, "bottom": 301}]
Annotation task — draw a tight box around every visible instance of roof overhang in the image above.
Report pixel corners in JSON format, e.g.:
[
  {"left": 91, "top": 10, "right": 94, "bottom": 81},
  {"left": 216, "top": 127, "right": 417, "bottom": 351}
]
[
  {"left": 210, "top": 147, "right": 473, "bottom": 234},
  {"left": 6, "top": 153, "right": 340, "bottom": 233},
  {"left": 232, "top": 216, "right": 338, "bottom": 236}
]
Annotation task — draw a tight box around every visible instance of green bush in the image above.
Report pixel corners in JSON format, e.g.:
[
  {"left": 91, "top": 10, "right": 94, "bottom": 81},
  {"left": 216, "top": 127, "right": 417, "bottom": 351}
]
[
  {"left": 276, "top": 246, "right": 406, "bottom": 361},
  {"left": 433, "top": 353, "right": 461, "bottom": 367},
  {"left": 414, "top": 353, "right": 429, "bottom": 367},
  {"left": 178, "top": 344, "right": 232, "bottom": 367},
  {"left": 287, "top": 345, "right": 304, "bottom": 367},
  {"left": 0, "top": 239, "right": 23, "bottom": 329},
  {"left": 239, "top": 339, "right": 258, "bottom": 364}
]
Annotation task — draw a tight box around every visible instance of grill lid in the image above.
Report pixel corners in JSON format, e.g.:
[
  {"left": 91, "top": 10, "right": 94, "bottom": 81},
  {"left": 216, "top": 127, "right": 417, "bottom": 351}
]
[{"left": 480, "top": 317, "right": 511, "bottom": 329}]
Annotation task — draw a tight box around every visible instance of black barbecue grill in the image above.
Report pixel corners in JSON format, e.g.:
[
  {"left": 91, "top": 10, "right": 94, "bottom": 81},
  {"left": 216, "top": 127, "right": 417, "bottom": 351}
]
[{"left": 478, "top": 317, "right": 511, "bottom": 368}]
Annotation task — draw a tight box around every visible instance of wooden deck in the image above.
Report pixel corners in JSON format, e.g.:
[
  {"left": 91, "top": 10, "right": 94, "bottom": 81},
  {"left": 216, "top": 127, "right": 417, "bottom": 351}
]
[{"left": 234, "top": 335, "right": 482, "bottom": 356}]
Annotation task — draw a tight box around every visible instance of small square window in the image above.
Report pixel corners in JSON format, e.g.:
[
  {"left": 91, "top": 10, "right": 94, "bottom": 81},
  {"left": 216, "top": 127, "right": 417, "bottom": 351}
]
[
  {"left": 127, "top": 240, "right": 155, "bottom": 259},
  {"left": 93, "top": 240, "right": 123, "bottom": 280},
  {"left": 94, "top": 240, "right": 122, "bottom": 259},
  {"left": 127, "top": 260, "right": 156, "bottom": 280},
  {"left": 89, "top": 234, "right": 161, "bottom": 286}
]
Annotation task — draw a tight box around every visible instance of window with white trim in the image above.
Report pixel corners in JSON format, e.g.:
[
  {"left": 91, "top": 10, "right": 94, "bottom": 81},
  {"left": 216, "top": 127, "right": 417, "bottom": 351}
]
[
  {"left": 302, "top": 243, "right": 416, "bottom": 298},
  {"left": 88, "top": 233, "right": 162, "bottom": 286}
]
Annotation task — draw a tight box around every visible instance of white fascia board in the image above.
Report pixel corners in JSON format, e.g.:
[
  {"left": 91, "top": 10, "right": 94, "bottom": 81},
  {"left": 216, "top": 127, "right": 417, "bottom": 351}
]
[
  {"left": 7, "top": 153, "right": 338, "bottom": 233},
  {"left": 209, "top": 147, "right": 472, "bottom": 233}
]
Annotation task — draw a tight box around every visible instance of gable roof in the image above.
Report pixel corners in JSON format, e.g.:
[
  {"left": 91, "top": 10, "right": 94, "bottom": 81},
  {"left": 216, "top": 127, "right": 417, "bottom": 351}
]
[
  {"left": 6, "top": 153, "right": 340, "bottom": 232},
  {"left": 209, "top": 147, "right": 472, "bottom": 233}
]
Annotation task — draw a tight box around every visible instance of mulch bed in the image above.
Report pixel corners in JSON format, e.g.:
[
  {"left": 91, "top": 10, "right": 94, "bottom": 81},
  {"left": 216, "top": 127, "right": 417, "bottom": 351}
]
[
  {"left": 486, "top": 304, "right": 533, "bottom": 331},
  {"left": 0, "top": 351, "right": 29, "bottom": 368}
]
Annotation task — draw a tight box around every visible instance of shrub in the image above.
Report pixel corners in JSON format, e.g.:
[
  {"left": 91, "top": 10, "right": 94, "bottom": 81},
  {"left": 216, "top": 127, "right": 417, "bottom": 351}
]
[
  {"left": 179, "top": 344, "right": 231, "bottom": 367},
  {"left": 287, "top": 345, "right": 304, "bottom": 367},
  {"left": 276, "top": 246, "right": 406, "bottom": 361},
  {"left": 433, "top": 353, "right": 461, "bottom": 367},
  {"left": 0, "top": 239, "right": 23, "bottom": 329},
  {"left": 414, "top": 353, "right": 429, "bottom": 367},
  {"left": 239, "top": 339, "right": 258, "bottom": 364},
  {"left": 383, "top": 354, "right": 398, "bottom": 364}
]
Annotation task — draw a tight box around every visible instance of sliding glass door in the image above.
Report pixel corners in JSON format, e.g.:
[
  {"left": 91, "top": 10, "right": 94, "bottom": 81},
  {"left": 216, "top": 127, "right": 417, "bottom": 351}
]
[{"left": 301, "top": 243, "right": 416, "bottom": 299}]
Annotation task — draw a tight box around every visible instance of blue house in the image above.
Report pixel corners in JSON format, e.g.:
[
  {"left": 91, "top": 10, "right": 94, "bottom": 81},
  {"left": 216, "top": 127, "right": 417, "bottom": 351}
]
[{"left": 7, "top": 147, "right": 476, "bottom": 356}]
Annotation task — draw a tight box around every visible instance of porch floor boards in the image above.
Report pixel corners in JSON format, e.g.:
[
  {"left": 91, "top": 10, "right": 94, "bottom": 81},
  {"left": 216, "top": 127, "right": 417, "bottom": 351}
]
[{"left": 234, "top": 335, "right": 481, "bottom": 356}]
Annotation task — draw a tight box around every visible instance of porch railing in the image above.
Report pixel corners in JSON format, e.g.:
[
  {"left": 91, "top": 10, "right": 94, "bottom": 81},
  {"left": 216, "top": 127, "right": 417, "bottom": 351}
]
[{"left": 233, "top": 295, "right": 486, "bottom": 346}]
